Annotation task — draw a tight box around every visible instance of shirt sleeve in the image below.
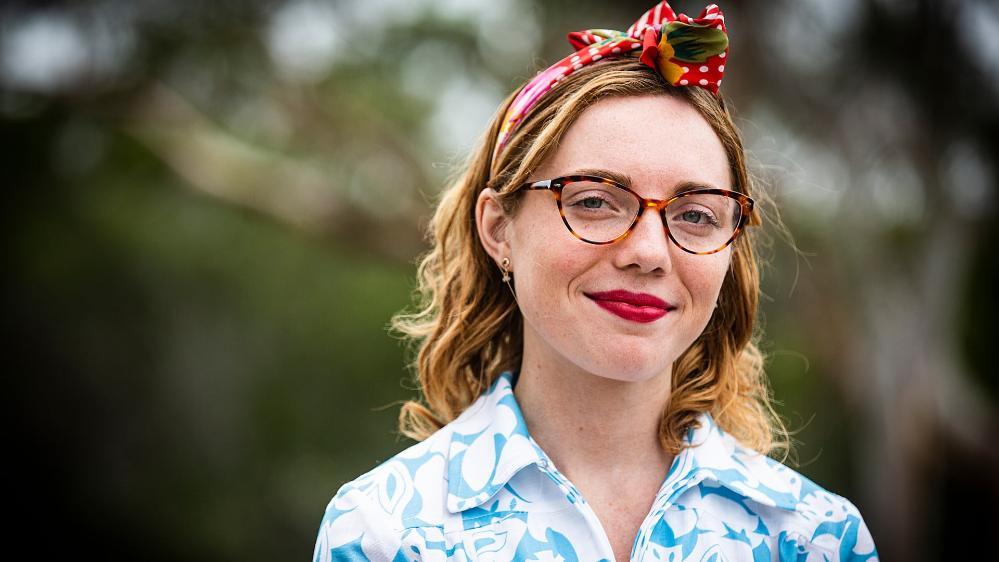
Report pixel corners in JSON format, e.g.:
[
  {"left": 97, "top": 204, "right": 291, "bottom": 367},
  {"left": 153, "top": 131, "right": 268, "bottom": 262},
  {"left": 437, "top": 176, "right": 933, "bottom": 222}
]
[
  {"left": 830, "top": 496, "right": 880, "bottom": 562},
  {"left": 313, "top": 486, "right": 404, "bottom": 562}
]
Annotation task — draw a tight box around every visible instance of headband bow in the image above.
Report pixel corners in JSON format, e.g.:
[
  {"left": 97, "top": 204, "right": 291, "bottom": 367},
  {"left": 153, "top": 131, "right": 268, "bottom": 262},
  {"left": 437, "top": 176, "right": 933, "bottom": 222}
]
[{"left": 493, "top": 1, "right": 729, "bottom": 164}]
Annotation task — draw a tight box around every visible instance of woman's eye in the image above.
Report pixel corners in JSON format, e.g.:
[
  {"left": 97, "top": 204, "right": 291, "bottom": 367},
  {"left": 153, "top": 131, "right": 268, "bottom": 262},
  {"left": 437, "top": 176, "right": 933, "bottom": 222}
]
[
  {"left": 678, "top": 209, "right": 719, "bottom": 226},
  {"left": 681, "top": 210, "right": 704, "bottom": 223}
]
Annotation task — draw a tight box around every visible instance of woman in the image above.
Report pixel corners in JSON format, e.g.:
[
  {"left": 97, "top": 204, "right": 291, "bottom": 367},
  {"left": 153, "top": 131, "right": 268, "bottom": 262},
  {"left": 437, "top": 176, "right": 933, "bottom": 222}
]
[{"left": 314, "top": 2, "right": 878, "bottom": 560}]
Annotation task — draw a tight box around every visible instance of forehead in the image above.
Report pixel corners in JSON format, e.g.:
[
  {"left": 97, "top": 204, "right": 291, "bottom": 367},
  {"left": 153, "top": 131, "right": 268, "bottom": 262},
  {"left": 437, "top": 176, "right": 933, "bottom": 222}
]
[{"left": 539, "top": 95, "right": 732, "bottom": 196}]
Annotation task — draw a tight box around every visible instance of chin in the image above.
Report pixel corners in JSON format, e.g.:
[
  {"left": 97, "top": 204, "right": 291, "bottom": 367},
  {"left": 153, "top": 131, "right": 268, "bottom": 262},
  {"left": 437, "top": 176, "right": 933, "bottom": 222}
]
[{"left": 582, "top": 353, "right": 673, "bottom": 383}]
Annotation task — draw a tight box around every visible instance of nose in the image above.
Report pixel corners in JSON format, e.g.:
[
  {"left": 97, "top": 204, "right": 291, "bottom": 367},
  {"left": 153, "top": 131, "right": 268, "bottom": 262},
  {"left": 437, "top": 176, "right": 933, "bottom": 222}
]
[{"left": 612, "top": 204, "right": 675, "bottom": 275}]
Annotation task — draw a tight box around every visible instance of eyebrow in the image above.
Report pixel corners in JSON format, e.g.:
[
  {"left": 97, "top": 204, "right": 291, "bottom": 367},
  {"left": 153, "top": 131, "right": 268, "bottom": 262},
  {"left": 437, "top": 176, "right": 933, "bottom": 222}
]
[{"left": 572, "top": 167, "right": 723, "bottom": 196}]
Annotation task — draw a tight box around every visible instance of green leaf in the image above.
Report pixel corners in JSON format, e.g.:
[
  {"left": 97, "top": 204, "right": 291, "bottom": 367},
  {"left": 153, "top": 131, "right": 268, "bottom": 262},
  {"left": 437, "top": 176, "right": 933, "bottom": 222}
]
[{"left": 664, "top": 21, "right": 729, "bottom": 63}]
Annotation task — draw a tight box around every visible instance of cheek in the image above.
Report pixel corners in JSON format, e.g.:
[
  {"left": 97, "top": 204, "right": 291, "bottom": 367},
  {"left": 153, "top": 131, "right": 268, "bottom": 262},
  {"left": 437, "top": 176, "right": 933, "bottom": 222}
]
[
  {"left": 679, "top": 254, "right": 730, "bottom": 310},
  {"left": 512, "top": 205, "right": 578, "bottom": 285},
  {"left": 703, "top": 262, "right": 729, "bottom": 296},
  {"left": 510, "top": 214, "right": 595, "bottom": 321},
  {"left": 518, "top": 239, "right": 589, "bottom": 309}
]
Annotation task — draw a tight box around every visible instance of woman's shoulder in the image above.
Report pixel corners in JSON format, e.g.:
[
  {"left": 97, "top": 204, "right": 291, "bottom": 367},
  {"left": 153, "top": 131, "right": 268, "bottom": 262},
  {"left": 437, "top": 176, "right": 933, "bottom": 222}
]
[
  {"left": 319, "top": 425, "right": 454, "bottom": 527},
  {"left": 315, "top": 372, "right": 522, "bottom": 545},
  {"left": 687, "top": 417, "right": 877, "bottom": 558},
  {"left": 313, "top": 427, "right": 455, "bottom": 561},
  {"left": 731, "top": 434, "right": 866, "bottom": 515}
]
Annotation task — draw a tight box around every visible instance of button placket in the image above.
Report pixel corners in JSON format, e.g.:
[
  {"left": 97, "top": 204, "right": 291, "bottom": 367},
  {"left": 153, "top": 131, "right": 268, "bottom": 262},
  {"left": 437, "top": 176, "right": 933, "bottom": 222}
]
[
  {"left": 631, "top": 471, "right": 708, "bottom": 561},
  {"left": 535, "top": 459, "right": 617, "bottom": 560}
]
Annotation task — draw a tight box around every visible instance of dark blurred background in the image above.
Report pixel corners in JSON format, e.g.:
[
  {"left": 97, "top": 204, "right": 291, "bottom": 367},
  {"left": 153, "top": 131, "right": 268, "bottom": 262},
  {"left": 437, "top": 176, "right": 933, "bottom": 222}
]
[{"left": 3, "top": 0, "right": 996, "bottom": 560}]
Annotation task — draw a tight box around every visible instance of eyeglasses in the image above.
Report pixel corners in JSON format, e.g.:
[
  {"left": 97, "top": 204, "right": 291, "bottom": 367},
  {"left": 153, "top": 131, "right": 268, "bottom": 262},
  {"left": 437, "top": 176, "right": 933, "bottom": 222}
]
[{"left": 519, "top": 175, "right": 755, "bottom": 255}]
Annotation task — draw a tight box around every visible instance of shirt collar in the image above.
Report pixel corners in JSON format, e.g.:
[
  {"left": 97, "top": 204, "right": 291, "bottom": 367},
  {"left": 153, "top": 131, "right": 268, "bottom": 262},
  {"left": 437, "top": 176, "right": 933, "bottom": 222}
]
[
  {"left": 665, "top": 409, "right": 803, "bottom": 512},
  {"left": 445, "top": 370, "right": 800, "bottom": 514},
  {"left": 445, "top": 370, "right": 548, "bottom": 513}
]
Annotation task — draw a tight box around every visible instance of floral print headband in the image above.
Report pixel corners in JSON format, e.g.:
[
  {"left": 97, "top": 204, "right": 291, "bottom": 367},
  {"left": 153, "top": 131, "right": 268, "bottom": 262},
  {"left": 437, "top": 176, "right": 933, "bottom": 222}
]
[{"left": 493, "top": 1, "right": 730, "bottom": 165}]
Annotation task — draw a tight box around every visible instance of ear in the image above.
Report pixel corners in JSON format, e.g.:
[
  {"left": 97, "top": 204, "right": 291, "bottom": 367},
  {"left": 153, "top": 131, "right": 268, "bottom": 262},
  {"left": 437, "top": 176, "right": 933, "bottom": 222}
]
[{"left": 475, "top": 187, "right": 512, "bottom": 267}]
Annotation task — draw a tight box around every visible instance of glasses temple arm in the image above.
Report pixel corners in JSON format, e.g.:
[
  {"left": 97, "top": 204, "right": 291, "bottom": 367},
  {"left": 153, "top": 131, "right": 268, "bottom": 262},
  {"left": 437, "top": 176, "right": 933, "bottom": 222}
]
[{"left": 524, "top": 179, "right": 553, "bottom": 190}]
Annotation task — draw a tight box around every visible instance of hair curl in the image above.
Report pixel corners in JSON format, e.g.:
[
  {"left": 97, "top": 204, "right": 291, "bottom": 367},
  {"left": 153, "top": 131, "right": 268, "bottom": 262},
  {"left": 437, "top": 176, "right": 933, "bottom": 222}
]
[{"left": 391, "top": 57, "right": 789, "bottom": 459}]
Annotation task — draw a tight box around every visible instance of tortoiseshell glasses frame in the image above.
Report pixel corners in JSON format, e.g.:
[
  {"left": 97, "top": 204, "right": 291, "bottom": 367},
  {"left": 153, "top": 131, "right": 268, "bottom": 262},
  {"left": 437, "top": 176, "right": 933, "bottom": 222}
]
[{"left": 519, "top": 174, "right": 755, "bottom": 255}]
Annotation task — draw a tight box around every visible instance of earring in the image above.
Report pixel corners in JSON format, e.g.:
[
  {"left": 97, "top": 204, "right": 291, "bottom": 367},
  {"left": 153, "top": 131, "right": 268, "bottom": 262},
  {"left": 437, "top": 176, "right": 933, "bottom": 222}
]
[{"left": 500, "top": 256, "right": 519, "bottom": 305}]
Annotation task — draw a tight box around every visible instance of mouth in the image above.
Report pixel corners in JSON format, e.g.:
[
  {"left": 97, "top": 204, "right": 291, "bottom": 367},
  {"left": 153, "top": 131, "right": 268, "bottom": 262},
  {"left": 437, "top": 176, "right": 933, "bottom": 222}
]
[{"left": 584, "top": 290, "right": 676, "bottom": 324}]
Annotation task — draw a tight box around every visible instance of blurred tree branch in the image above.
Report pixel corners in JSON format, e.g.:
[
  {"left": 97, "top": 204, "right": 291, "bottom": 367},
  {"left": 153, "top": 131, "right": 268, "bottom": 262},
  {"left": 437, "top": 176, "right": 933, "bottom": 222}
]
[{"left": 125, "top": 83, "right": 428, "bottom": 262}]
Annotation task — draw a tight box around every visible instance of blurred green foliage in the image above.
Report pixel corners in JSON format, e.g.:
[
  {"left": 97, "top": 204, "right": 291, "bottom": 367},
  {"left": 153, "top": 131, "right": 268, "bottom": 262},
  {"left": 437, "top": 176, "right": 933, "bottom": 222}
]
[
  {"left": 3, "top": 0, "right": 997, "bottom": 560},
  {"left": 8, "top": 114, "right": 418, "bottom": 559}
]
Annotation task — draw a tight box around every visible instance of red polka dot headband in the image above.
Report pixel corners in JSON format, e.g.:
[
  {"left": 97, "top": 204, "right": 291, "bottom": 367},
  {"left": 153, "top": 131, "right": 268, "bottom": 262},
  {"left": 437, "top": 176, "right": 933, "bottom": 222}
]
[{"left": 493, "top": 1, "right": 729, "bottom": 165}]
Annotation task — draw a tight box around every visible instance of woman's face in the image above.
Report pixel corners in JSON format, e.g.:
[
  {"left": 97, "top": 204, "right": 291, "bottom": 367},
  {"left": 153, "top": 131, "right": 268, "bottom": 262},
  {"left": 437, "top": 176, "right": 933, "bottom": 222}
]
[{"left": 481, "top": 94, "right": 735, "bottom": 383}]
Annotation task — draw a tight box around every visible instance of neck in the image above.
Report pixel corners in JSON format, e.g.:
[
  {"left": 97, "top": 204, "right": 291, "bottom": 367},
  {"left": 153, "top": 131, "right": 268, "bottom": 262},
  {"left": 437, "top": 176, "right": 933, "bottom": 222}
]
[{"left": 512, "top": 353, "right": 674, "bottom": 482}]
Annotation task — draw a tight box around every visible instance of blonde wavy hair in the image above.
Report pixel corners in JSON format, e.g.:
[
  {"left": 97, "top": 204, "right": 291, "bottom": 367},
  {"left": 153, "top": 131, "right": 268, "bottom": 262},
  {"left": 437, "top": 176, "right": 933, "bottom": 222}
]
[{"left": 391, "top": 57, "right": 789, "bottom": 459}]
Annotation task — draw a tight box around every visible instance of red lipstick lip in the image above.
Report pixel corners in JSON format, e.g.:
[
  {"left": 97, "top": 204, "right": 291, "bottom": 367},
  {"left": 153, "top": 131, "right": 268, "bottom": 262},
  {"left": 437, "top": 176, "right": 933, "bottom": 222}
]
[
  {"left": 583, "top": 290, "right": 676, "bottom": 324},
  {"left": 584, "top": 290, "right": 675, "bottom": 310}
]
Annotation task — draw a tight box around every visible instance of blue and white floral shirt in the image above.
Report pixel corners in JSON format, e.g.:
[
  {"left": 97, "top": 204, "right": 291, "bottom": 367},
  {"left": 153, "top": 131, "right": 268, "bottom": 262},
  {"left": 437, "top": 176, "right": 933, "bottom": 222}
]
[{"left": 314, "top": 371, "right": 879, "bottom": 561}]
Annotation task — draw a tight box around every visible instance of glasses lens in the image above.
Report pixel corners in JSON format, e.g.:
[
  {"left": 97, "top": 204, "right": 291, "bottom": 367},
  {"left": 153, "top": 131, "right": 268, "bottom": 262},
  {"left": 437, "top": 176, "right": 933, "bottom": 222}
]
[
  {"left": 561, "top": 181, "right": 640, "bottom": 243},
  {"left": 560, "top": 182, "right": 744, "bottom": 252},
  {"left": 665, "top": 192, "right": 743, "bottom": 252}
]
